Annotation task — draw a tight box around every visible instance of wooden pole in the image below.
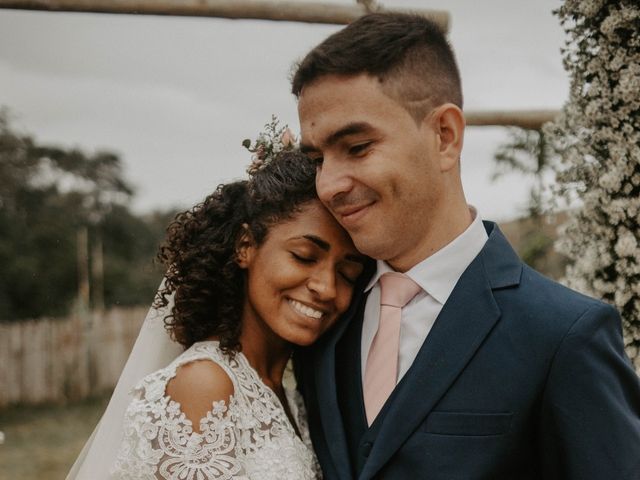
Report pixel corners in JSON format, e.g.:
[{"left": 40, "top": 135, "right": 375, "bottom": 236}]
[
  {"left": 76, "top": 225, "right": 93, "bottom": 395},
  {"left": 76, "top": 226, "right": 90, "bottom": 312},
  {"left": 0, "top": 2, "right": 560, "bottom": 130},
  {"left": 91, "top": 232, "right": 104, "bottom": 312},
  {"left": 0, "top": 0, "right": 450, "bottom": 29},
  {"left": 465, "top": 109, "right": 559, "bottom": 130}
]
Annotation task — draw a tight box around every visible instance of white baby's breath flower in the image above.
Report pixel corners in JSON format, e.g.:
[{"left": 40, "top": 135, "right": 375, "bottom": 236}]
[
  {"left": 548, "top": 0, "right": 640, "bottom": 366},
  {"left": 608, "top": 50, "right": 627, "bottom": 71},
  {"left": 616, "top": 230, "right": 638, "bottom": 258},
  {"left": 615, "top": 288, "right": 633, "bottom": 307},
  {"left": 579, "top": 0, "right": 605, "bottom": 17},
  {"left": 598, "top": 171, "right": 621, "bottom": 191}
]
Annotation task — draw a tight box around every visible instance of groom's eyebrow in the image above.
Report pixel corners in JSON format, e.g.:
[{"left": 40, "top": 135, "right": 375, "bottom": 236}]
[
  {"left": 301, "top": 122, "right": 374, "bottom": 153},
  {"left": 326, "top": 122, "right": 374, "bottom": 145}
]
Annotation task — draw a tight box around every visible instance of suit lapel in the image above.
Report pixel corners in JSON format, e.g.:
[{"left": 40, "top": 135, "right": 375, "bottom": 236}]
[
  {"left": 360, "top": 223, "right": 522, "bottom": 479},
  {"left": 314, "top": 278, "right": 371, "bottom": 480}
]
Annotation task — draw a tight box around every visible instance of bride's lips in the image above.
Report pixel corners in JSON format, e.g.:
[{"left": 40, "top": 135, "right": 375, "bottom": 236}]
[{"left": 287, "top": 298, "right": 325, "bottom": 320}]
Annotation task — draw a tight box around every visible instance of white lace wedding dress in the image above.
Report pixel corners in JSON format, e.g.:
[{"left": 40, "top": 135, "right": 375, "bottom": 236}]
[{"left": 111, "top": 341, "right": 321, "bottom": 479}]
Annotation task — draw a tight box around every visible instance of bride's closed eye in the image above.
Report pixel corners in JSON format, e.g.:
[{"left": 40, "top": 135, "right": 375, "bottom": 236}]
[{"left": 290, "top": 251, "right": 316, "bottom": 263}]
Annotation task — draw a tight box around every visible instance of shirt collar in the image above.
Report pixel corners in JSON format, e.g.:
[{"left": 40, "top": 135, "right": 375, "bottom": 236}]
[{"left": 365, "top": 207, "right": 488, "bottom": 305}]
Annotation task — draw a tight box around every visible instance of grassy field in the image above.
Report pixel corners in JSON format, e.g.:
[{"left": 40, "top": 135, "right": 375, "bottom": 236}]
[{"left": 0, "top": 395, "right": 109, "bottom": 480}]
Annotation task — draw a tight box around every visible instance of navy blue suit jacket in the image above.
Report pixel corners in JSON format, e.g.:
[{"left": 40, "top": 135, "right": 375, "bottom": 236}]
[{"left": 298, "top": 222, "right": 640, "bottom": 479}]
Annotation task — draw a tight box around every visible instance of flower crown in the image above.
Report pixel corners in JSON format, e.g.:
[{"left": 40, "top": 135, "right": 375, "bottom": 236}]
[{"left": 242, "top": 115, "right": 297, "bottom": 176}]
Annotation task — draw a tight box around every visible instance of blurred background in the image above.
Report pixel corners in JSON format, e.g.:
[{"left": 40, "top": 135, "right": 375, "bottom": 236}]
[{"left": 0, "top": 1, "right": 568, "bottom": 477}]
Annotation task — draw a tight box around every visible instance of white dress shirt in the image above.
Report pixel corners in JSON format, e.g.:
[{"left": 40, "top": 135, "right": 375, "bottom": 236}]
[{"left": 361, "top": 208, "right": 489, "bottom": 384}]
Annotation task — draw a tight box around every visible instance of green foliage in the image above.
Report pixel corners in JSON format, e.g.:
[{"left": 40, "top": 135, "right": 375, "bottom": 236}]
[
  {"left": 100, "top": 206, "right": 175, "bottom": 308},
  {"left": 492, "top": 128, "right": 556, "bottom": 217},
  {"left": 0, "top": 109, "right": 174, "bottom": 321},
  {"left": 500, "top": 213, "right": 570, "bottom": 281},
  {"left": 519, "top": 231, "right": 554, "bottom": 268}
]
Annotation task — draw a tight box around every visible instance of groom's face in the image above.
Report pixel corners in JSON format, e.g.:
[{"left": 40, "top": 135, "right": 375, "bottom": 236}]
[{"left": 298, "top": 73, "right": 446, "bottom": 270}]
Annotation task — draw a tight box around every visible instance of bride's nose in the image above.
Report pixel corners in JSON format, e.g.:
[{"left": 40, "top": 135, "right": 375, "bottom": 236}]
[{"left": 307, "top": 265, "right": 337, "bottom": 301}]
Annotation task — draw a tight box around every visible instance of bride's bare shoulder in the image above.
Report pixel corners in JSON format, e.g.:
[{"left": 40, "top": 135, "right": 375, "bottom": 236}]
[{"left": 166, "top": 359, "right": 235, "bottom": 430}]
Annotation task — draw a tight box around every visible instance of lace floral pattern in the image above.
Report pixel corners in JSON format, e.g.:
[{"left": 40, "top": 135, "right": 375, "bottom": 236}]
[{"left": 111, "top": 341, "right": 321, "bottom": 479}]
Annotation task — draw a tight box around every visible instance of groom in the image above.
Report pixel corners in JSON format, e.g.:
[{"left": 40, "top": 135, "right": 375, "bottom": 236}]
[{"left": 291, "top": 12, "right": 640, "bottom": 480}]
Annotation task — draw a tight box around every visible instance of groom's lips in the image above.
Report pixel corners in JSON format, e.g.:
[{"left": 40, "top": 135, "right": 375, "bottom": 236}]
[{"left": 334, "top": 202, "right": 374, "bottom": 227}]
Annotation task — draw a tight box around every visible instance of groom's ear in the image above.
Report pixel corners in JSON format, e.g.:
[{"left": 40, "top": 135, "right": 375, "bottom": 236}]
[
  {"left": 426, "top": 103, "right": 465, "bottom": 173},
  {"left": 234, "top": 224, "right": 256, "bottom": 269}
]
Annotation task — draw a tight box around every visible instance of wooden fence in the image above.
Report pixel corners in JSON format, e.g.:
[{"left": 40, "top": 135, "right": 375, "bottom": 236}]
[{"left": 0, "top": 307, "right": 148, "bottom": 408}]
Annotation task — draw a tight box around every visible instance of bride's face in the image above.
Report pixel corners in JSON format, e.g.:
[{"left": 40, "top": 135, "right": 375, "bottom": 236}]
[{"left": 237, "top": 199, "right": 365, "bottom": 346}]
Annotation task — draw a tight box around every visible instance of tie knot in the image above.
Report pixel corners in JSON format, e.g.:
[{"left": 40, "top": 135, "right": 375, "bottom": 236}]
[{"left": 379, "top": 272, "right": 421, "bottom": 308}]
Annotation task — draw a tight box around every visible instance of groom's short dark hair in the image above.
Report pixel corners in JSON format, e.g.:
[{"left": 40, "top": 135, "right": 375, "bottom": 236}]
[{"left": 291, "top": 12, "right": 463, "bottom": 121}]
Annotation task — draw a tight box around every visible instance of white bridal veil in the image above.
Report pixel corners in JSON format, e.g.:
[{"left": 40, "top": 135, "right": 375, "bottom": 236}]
[{"left": 66, "top": 284, "right": 183, "bottom": 479}]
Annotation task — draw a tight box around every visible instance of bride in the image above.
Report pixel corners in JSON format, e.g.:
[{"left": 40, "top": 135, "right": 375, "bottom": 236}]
[{"left": 68, "top": 137, "right": 368, "bottom": 479}]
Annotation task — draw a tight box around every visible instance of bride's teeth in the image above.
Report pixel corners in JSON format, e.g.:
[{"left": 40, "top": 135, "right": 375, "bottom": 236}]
[{"left": 289, "top": 300, "right": 323, "bottom": 319}]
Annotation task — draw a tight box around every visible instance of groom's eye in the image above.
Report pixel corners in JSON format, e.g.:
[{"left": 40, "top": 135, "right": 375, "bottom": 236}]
[{"left": 348, "top": 142, "right": 371, "bottom": 156}]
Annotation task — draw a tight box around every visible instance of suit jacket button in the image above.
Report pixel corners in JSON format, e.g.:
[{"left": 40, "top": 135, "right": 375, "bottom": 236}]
[{"left": 361, "top": 441, "right": 373, "bottom": 457}]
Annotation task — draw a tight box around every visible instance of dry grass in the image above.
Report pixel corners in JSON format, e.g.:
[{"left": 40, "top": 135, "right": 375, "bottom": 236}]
[{"left": 0, "top": 395, "right": 109, "bottom": 480}]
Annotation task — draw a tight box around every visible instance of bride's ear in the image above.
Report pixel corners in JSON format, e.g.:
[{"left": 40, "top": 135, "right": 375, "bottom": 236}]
[{"left": 235, "top": 224, "right": 256, "bottom": 269}]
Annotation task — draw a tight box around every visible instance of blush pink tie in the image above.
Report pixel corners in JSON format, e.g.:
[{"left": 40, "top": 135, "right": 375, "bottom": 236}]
[{"left": 363, "top": 272, "right": 421, "bottom": 425}]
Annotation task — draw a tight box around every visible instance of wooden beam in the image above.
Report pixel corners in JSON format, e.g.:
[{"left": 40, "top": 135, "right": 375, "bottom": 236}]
[
  {"left": 1, "top": 2, "right": 557, "bottom": 131},
  {"left": 465, "top": 109, "right": 560, "bottom": 130},
  {"left": 0, "top": 0, "right": 450, "bottom": 29}
]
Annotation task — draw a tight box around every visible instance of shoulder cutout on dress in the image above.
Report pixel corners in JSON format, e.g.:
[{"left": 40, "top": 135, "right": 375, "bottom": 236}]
[{"left": 166, "top": 359, "right": 235, "bottom": 432}]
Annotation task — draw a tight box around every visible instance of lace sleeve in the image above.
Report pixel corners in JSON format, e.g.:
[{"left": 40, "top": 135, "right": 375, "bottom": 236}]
[{"left": 111, "top": 372, "right": 248, "bottom": 479}]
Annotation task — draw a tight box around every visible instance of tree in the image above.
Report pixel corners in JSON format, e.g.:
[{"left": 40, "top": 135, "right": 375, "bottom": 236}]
[
  {"left": 490, "top": 128, "right": 569, "bottom": 275},
  {"left": 492, "top": 128, "right": 555, "bottom": 218},
  {"left": 101, "top": 206, "right": 175, "bottom": 308},
  {"left": 0, "top": 109, "right": 168, "bottom": 320},
  {"left": 544, "top": 0, "right": 640, "bottom": 369}
]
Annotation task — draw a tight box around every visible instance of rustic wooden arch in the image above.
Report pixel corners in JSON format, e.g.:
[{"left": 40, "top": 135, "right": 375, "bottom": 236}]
[{"left": 0, "top": 0, "right": 559, "bottom": 128}]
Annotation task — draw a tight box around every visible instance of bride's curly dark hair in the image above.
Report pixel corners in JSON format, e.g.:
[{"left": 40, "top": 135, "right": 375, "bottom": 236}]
[{"left": 155, "top": 150, "right": 318, "bottom": 352}]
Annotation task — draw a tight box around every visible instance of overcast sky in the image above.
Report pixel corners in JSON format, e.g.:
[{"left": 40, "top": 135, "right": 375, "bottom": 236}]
[{"left": 0, "top": 0, "right": 567, "bottom": 222}]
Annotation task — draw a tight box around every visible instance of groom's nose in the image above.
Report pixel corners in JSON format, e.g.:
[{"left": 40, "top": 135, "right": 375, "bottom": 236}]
[{"left": 315, "top": 157, "right": 354, "bottom": 206}]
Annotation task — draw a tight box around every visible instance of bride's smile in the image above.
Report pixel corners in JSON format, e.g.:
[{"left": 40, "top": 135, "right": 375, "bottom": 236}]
[
  {"left": 287, "top": 299, "right": 324, "bottom": 320},
  {"left": 237, "top": 199, "right": 365, "bottom": 347}
]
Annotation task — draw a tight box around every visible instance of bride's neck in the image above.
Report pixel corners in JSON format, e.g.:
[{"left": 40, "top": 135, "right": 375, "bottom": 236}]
[{"left": 237, "top": 324, "right": 292, "bottom": 388}]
